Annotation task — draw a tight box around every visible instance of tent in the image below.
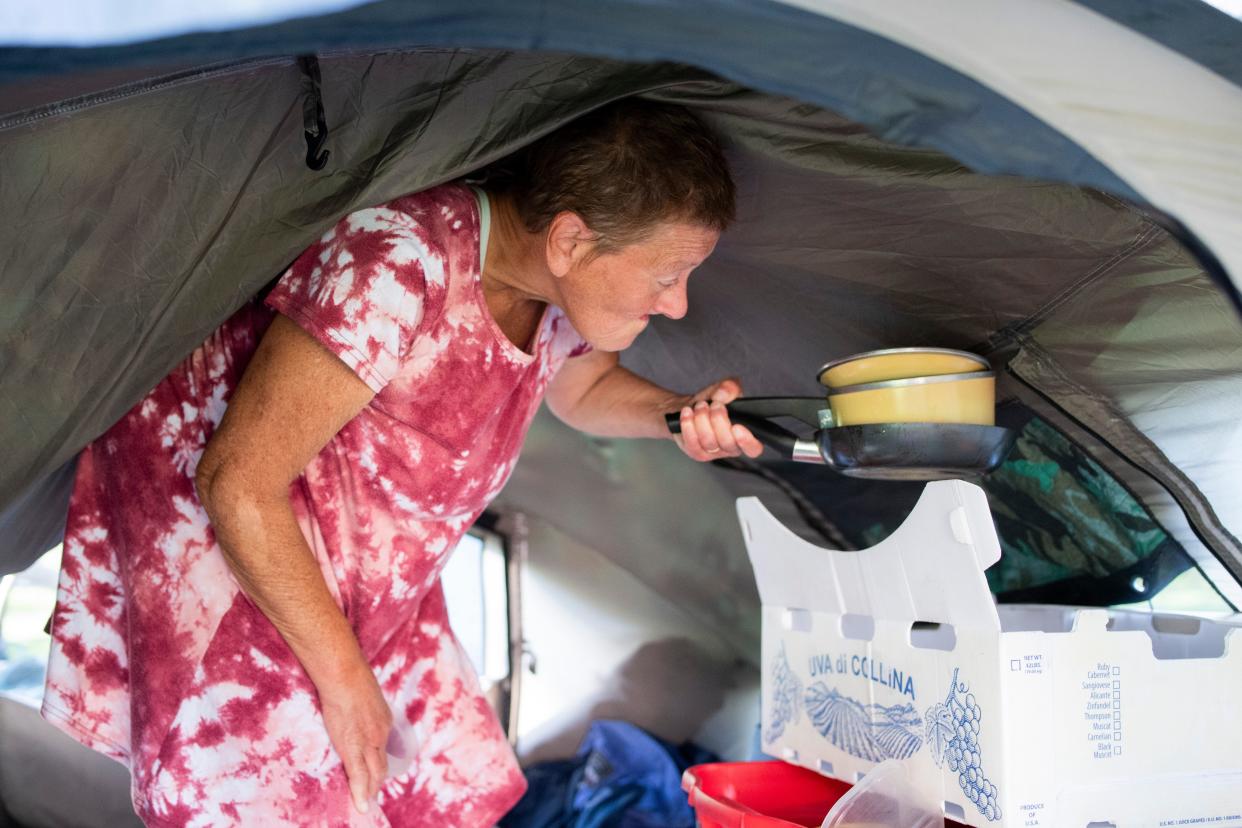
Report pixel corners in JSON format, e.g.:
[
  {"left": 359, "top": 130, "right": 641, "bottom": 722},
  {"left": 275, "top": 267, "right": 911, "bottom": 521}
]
[{"left": 2, "top": 1, "right": 1242, "bottom": 821}]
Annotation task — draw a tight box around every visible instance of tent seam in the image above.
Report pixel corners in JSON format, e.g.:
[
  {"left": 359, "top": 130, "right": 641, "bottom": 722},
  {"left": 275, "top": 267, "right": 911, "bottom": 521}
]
[
  {"left": 1010, "top": 337, "right": 1242, "bottom": 579},
  {"left": 0, "top": 56, "right": 295, "bottom": 132},
  {"left": 1008, "top": 219, "right": 1163, "bottom": 340}
]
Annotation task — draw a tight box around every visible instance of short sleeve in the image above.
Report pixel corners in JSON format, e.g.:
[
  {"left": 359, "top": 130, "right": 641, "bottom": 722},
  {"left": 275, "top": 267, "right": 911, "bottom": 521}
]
[{"left": 265, "top": 207, "right": 445, "bottom": 393}]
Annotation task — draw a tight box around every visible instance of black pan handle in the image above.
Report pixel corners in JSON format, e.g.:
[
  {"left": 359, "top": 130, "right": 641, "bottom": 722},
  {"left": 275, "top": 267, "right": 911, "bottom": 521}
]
[
  {"left": 663, "top": 397, "right": 823, "bottom": 432},
  {"left": 664, "top": 397, "right": 822, "bottom": 459},
  {"left": 728, "top": 396, "right": 824, "bottom": 429}
]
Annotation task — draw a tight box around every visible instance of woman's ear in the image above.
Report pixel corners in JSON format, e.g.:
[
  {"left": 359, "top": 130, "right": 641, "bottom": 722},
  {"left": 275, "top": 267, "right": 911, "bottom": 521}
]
[{"left": 545, "top": 211, "right": 595, "bottom": 278}]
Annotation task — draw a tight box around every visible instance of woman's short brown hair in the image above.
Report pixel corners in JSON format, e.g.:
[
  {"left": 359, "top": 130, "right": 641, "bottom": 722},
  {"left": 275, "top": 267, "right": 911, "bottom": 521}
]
[{"left": 484, "top": 98, "right": 735, "bottom": 250}]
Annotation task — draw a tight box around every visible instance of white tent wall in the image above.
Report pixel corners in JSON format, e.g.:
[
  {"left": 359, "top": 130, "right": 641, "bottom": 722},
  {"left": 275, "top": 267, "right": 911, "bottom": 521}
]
[
  {"left": 786, "top": 0, "right": 1242, "bottom": 294},
  {"left": 511, "top": 513, "right": 759, "bottom": 764}
]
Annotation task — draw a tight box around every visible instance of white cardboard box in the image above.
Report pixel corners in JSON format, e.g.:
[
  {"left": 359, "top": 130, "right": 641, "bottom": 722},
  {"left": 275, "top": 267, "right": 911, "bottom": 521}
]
[{"left": 741, "top": 480, "right": 1242, "bottom": 827}]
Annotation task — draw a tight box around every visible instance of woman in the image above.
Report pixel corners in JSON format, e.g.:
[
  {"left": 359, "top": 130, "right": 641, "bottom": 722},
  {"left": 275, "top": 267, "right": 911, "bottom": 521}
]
[{"left": 42, "top": 99, "right": 762, "bottom": 827}]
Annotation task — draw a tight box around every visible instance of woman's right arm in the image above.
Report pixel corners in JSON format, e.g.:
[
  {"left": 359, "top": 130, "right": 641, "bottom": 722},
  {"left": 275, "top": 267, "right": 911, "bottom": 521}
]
[{"left": 195, "top": 313, "right": 391, "bottom": 816}]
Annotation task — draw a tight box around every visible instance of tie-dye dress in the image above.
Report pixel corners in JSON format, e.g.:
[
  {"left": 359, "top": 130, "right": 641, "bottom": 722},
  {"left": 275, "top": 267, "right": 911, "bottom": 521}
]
[{"left": 42, "top": 183, "right": 590, "bottom": 827}]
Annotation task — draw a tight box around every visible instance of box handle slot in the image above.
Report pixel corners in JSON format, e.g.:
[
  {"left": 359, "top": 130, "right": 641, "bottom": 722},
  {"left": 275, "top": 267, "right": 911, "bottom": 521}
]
[
  {"left": 783, "top": 608, "right": 813, "bottom": 632},
  {"left": 910, "top": 620, "right": 957, "bottom": 651},
  {"left": 1151, "top": 614, "right": 1200, "bottom": 635},
  {"left": 841, "top": 613, "right": 875, "bottom": 641},
  {"left": 1104, "top": 612, "right": 1228, "bottom": 659}
]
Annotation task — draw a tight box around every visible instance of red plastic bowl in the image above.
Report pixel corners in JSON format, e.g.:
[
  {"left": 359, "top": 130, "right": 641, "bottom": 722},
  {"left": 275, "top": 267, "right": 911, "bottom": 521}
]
[
  {"left": 683, "top": 761, "right": 969, "bottom": 828},
  {"left": 682, "top": 761, "right": 855, "bottom": 828}
]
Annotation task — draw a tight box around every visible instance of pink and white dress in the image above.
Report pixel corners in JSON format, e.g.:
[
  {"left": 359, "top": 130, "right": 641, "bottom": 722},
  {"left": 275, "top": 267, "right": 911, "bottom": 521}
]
[{"left": 43, "top": 183, "right": 590, "bottom": 827}]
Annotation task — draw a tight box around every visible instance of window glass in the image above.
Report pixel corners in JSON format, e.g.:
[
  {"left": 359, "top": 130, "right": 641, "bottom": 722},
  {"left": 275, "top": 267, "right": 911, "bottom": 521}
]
[
  {"left": 441, "top": 527, "right": 511, "bottom": 688},
  {"left": 1112, "top": 566, "right": 1232, "bottom": 617},
  {"left": 769, "top": 405, "right": 1236, "bottom": 613},
  {"left": 0, "top": 544, "right": 61, "bottom": 705}
]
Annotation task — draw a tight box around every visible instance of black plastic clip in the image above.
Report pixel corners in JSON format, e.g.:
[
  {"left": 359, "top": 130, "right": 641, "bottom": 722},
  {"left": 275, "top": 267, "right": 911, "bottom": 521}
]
[{"left": 298, "top": 55, "right": 330, "bottom": 171}]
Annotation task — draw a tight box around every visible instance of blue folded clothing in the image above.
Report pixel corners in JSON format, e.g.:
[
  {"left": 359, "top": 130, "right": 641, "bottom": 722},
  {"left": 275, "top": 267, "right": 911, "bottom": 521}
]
[{"left": 500, "top": 719, "right": 717, "bottom": 828}]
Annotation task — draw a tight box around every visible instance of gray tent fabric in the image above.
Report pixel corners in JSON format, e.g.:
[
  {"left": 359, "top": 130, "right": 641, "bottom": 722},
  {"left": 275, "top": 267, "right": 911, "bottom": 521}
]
[
  {"left": 1, "top": 32, "right": 1240, "bottom": 607},
  {"left": 0, "top": 0, "right": 1147, "bottom": 203},
  {"left": 626, "top": 84, "right": 1242, "bottom": 591},
  {"left": 0, "top": 461, "right": 76, "bottom": 576},
  {"left": 0, "top": 52, "right": 712, "bottom": 562},
  {"left": 6, "top": 0, "right": 1238, "bottom": 314}
]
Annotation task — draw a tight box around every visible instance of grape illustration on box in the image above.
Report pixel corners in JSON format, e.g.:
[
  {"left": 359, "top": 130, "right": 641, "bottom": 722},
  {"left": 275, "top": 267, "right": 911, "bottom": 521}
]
[
  {"left": 926, "top": 667, "right": 1002, "bottom": 822},
  {"left": 764, "top": 642, "right": 803, "bottom": 742},
  {"left": 803, "top": 683, "right": 923, "bottom": 762}
]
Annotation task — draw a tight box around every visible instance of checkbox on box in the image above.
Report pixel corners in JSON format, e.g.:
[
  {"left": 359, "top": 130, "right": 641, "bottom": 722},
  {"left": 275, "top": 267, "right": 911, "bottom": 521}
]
[
  {"left": 1114, "top": 732, "right": 1122, "bottom": 741},
  {"left": 1113, "top": 690, "right": 1121, "bottom": 699},
  {"left": 1114, "top": 700, "right": 1121, "bottom": 709},
  {"left": 1114, "top": 710, "right": 1121, "bottom": 719},
  {"left": 1115, "top": 747, "right": 1122, "bottom": 756},
  {"left": 1114, "top": 721, "right": 1121, "bottom": 730},
  {"left": 1010, "top": 660, "right": 1020, "bottom": 671},
  {"left": 1112, "top": 666, "right": 1120, "bottom": 675},
  {"left": 1113, "top": 680, "right": 1120, "bottom": 689}
]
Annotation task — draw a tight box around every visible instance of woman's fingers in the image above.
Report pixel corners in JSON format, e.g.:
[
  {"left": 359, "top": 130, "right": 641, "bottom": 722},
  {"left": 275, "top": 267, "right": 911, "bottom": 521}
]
[
  {"left": 679, "top": 406, "right": 704, "bottom": 457},
  {"left": 676, "top": 379, "right": 757, "bottom": 462},
  {"left": 317, "top": 660, "right": 393, "bottom": 816},
  {"left": 680, "top": 401, "right": 747, "bottom": 460},
  {"left": 707, "top": 377, "right": 742, "bottom": 405},
  {"left": 344, "top": 737, "right": 388, "bottom": 813},
  {"left": 707, "top": 402, "right": 741, "bottom": 455},
  {"left": 364, "top": 743, "right": 388, "bottom": 800},
  {"left": 345, "top": 747, "right": 372, "bottom": 814},
  {"left": 692, "top": 402, "right": 721, "bottom": 454},
  {"left": 733, "top": 424, "right": 765, "bottom": 458}
]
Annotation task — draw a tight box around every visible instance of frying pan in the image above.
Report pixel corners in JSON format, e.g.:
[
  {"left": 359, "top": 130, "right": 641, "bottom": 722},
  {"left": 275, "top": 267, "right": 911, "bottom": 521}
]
[{"left": 664, "top": 397, "right": 1017, "bottom": 481}]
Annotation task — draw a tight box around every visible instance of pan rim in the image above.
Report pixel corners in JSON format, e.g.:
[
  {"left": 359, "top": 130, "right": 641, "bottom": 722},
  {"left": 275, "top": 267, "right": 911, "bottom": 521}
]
[
  {"left": 817, "top": 347, "right": 990, "bottom": 385},
  {"left": 829, "top": 370, "right": 995, "bottom": 395}
]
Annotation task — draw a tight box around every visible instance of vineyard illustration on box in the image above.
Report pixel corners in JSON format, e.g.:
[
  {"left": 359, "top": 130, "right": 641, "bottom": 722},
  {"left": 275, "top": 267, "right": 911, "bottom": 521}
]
[
  {"left": 765, "top": 653, "right": 1002, "bottom": 822},
  {"left": 804, "top": 682, "right": 924, "bottom": 762}
]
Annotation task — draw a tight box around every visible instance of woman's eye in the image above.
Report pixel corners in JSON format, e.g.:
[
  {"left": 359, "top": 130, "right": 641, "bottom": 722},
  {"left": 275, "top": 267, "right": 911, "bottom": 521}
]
[{"left": 658, "top": 279, "right": 678, "bottom": 289}]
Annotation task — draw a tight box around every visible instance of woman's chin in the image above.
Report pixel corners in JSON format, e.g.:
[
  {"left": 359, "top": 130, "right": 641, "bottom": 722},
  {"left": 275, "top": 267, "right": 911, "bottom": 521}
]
[
  {"left": 589, "top": 336, "right": 633, "bottom": 353},
  {"left": 585, "top": 322, "right": 647, "bottom": 353}
]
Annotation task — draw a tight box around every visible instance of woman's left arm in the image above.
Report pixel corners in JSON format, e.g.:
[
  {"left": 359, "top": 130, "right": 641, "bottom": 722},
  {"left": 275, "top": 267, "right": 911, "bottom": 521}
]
[{"left": 545, "top": 349, "right": 764, "bottom": 461}]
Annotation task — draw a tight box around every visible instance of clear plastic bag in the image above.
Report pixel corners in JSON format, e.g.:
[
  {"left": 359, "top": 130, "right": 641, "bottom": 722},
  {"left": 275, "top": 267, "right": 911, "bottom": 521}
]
[
  {"left": 822, "top": 760, "right": 943, "bottom": 828},
  {"left": 385, "top": 719, "right": 421, "bottom": 780}
]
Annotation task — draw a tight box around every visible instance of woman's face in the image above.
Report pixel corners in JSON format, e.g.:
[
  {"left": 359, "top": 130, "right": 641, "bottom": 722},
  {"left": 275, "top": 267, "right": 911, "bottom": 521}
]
[{"left": 555, "top": 220, "right": 721, "bottom": 352}]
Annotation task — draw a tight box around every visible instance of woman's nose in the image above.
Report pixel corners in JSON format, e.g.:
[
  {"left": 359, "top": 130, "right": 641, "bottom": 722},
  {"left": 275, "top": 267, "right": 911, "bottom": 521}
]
[{"left": 654, "top": 284, "right": 689, "bottom": 320}]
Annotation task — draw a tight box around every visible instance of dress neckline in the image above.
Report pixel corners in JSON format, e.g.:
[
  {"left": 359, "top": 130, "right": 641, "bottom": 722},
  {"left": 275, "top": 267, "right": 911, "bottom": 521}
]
[{"left": 469, "top": 186, "right": 548, "bottom": 364}]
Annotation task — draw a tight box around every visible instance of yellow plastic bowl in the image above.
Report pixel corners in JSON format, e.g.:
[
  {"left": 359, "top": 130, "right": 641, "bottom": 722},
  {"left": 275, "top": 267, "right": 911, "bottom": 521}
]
[
  {"left": 818, "top": 347, "right": 990, "bottom": 389},
  {"left": 827, "top": 372, "right": 995, "bottom": 427}
]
